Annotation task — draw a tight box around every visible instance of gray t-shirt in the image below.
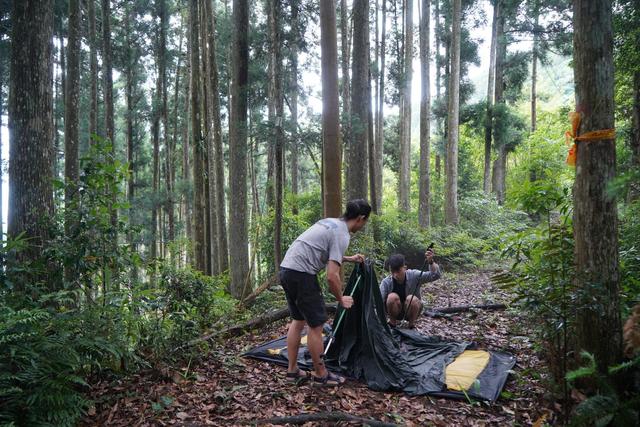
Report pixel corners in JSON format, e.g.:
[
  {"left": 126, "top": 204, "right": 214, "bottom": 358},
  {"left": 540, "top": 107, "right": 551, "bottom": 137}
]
[
  {"left": 280, "top": 218, "right": 351, "bottom": 275},
  {"left": 379, "top": 267, "right": 442, "bottom": 303}
]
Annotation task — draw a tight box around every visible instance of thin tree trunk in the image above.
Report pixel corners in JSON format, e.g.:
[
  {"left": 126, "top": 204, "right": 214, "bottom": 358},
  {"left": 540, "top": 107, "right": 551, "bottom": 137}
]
[
  {"left": 267, "top": 0, "right": 285, "bottom": 270},
  {"left": 290, "top": 0, "right": 300, "bottom": 210},
  {"left": 151, "top": 64, "right": 161, "bottom": 261},
  {"left": 573, "top": 0, "right": 621, "bottom": 372},
  {"left": 190, "top": 0, "right": 206, "bottom": 272},
  {"left": 375, "top": 0, "right": 386, "bottom": 213},
  {"left": 434, "top": 0, "right": 442, "bottom": 188},
  {"left": 444, "top": 0, "right": 460, "bottom": 225},
  {"left": 200, "top": 0, "right": 215, "bottom": 275},
  {"left": 491, "top": 4, "right": 506, "bottom": 204},
  {"left": 207, "top": 0, "right": 229, "bottom": 272},
  {"left": 125, "top": 9, "right": 136, "bottom": 278},
  {"left": 88, "top": 0, "right": 98, "bottom": 143},
  {"left": 229, "top": 0, "right": 250, "bottom": 298},
  {"left": 368, "top": 69, "right": 377, "bottom": 212},
  {"left": 418, "top": 0, "right": 430, "bottom": 228},
  {"left": 320, "top": 0, "right": 342, "bottom": 217},
  {"left": 483, "top": 0, "right": 498, "bottom": 194},
  {"left": 340, "top": 0, "right": 351, "bottom": 192},
  {"left": 8, "top": 0, "right": 55, "bottom": 266},
  {"left": 399, "top": 0, "right": 413, "bottom": 212},
  {"left": 102, "top": 0, "right": 116, "bottom": 230},
  {"left": 349, "top": 0, "right": 369, "bottom": 201},
  {"left": 630, "top": 70, "right": 640, "bottom": 201},
  {"left": 57, "top": 32, "right": 65, "bottom": 181},
  {"left": 160, "top": 0, "right": 174, "bottom": 258},
  {"left": 172, "top": 22, "right": 184, "bottom": 252},
  {"left": 531, "top": 11, "right": 539, "bottom": 133},
  {"left": 182, "top": 62, "right": 193, "bottom": 266}
]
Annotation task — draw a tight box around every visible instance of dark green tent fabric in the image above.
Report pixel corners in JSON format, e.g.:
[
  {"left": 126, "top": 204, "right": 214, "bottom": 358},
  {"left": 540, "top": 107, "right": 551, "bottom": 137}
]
[{"left": 243, "top": 262, "right": 515, "bottom": 402}]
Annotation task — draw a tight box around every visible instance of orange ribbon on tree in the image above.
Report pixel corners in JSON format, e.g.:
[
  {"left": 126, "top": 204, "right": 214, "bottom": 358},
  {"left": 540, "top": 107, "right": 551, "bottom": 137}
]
[{"left": 565, "top": 111, "right": 616, "bottom": 167}]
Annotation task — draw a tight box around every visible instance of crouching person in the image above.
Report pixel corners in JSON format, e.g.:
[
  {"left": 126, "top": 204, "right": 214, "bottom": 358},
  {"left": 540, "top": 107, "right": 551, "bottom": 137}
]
[{"left": 380, "top": 249, "right": 441, "bottom": 328}]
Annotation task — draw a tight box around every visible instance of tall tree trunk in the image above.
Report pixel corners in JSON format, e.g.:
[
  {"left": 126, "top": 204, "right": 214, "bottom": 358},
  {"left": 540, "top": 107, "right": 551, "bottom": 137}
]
[
  {"left": 190, "top": 0, "right": 206, "bottom": 272},
  {"left": 160, "top": 0, "right": 175, "bottom": 258},
  {"left": 88, "top": 0, "right": 98, "bottom": 143},
  {"left": 182, "top": 63, "right": 193, "bottom": 266},
  {"left": 491, "top": 4, "right": 506, "bottom": 204},
  {"left": 368, "top": 69, "right": 377, "bottom": 212},
  {"left": 64, "top": 0, "right": 81, "bottom": 286},
  {"left": 434, "top": 0, "right": 442, "bottom": 187},
  {"left": 631, "top": 70, "right": 640, "bottom": 201},
  {"left": 172, "top": 22, "right": 184, "bottom": 252},
  {"left": 531, "top": 10, "right": 539, "bottom": 133},
  {"left": 399, "top": 0, "right": 413, "bottom": 212},
  {"left": 229, "top": 0, "right": 250, "bottom": 298},
  {"left": 573, "top": 0, "right": 621, "bottom": 373},
  {"left": 290, "top": 0, "right": 300, "bottom": 211},
  {"left": 321, "top": 0, "right": 342, "bottom": 217},
  {"left": 444, "top": 0, "right": 460, "bottom": 225},
  {"left": 200, "top": 0, "right": 214, "bottom": 275},
  {"left": 8, "top": 0, "right": 55, "bottom": 265},
  {"left": 206, "top": 0, "right": 229, "bottom": 272},
  {"left": 56, "top": 33, "right": 65, "bottom": 181},
  {"left": 483, "top": 0, "right": 498, "bottom": 194},
  {"left": 151, "top": 63, "right": 161, "bottom": 261},
  {"left": 349, "top": 0, "right": 369, "bottom": 201},
  {"left": 125, "top": 9, "right": 136, "bottom": 263},
  {"left": 267, "top": 0, "right": 285, "bottom": 270},
  {"left": 340, "top": 0, "right": 351, "bottom": 191},
  {"left": 375, "top": 0, "right": 386, "bottom": 213},
  {"left": 102, "top": 0, "right": 116, "bottom": 228},
  {"left": 0, "top": 63, "right": 3, "bottom": 230},
  {"left": 418, "top": 0, "right": 430, "bottom": 228}
]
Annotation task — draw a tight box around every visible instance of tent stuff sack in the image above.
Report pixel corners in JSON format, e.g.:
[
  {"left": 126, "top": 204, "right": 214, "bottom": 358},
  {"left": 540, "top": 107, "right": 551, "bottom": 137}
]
[{"left": 243, "top": 262, "right": 515, "bottom": 402}]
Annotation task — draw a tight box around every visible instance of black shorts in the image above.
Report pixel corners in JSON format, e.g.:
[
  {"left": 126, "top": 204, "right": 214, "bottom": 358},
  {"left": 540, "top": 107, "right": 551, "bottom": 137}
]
[{"left": 279, "top": 267, "right": 328, "bottom": 327}]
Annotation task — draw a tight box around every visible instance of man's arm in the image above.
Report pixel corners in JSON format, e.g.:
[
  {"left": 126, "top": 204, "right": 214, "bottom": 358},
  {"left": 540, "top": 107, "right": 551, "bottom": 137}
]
[{"left": 327, "top": 260, "right": 353, "bottom": 308}]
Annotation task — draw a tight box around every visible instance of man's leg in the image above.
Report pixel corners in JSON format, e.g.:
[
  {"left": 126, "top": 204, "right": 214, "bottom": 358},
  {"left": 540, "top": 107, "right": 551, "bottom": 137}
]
[
  {"left": 386, "top": 292, "right": 402, "bottom": 325},
  {"left": 306, "top": 324, "right": 328, "bottom": 378},
  {"left": 404, "top": 296, "right": 423, "bottom": 327},
  {"left": 286, "top": 319, "right": 306, "bottom": 373}
]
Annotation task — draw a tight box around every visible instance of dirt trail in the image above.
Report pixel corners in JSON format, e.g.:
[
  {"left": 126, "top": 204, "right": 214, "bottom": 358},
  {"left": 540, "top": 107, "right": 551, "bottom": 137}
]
[{"left": 85, "top": 271, "right": 558, "bottom": 426}]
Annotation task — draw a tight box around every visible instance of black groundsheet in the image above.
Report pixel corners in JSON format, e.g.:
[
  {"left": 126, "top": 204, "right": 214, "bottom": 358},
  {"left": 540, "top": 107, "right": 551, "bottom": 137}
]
[{"left": 244, "top": 262, "right": 515, "bottom": 402}]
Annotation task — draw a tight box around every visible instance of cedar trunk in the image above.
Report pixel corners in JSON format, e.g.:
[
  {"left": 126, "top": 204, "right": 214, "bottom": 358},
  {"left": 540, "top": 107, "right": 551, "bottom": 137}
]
[
  {"left": 229, "top": 0, "right": 250, "bottom": 297},
  {"left": 88, "top": 0, "right": 98, "bottom": 143},
  {"left": 374, "top": 0, "right": 386, "bottom": 213},
  {"left": 418, "top": 0, "right": 431, "bottom": 228},
  {"left": 340, "top": 0, "right": 351, "bottom": 192},
  {"left": 629, "top": 70, "right": 640, "bottom": 201},
  {"left": 491, "top": 5, "right": 506, "bottom": 204},
  {"left": 290, "top": 0, "right": 300, "bottom": 208},
  {"left": 444, "top": 0, "right": 461, "bottom": 225},
  {"left": 8, "top": 0, "right": 55, "bottom": 265},
  {"left": 483, "top": 1, "right": 498, "bottom": 194},
  {"left": 65, "top": 0, "right": 80, "bottom": 207},
  {"left": 320, "top": 0, "right": 342, "bottom": 218},
  {"left": 572, "top": 0, "right": 621, "bottom": 372},
  {"left": 349, "top": 0, "right": 369, "bottom": 201},
  {"left": 399, "top": 0, "right": 413, "bottom": 212}
]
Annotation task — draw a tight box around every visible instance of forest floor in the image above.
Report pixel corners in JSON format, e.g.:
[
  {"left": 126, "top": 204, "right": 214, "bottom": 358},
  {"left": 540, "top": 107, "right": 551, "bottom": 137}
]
[{"left": 84, "top": 271, "right": 561, "bottom": 426}]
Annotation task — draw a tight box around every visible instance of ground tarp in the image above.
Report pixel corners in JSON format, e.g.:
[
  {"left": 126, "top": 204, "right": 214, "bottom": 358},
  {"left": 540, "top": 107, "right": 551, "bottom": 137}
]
[{"left": 243, "top": 262, "right": 515, "bottom": 402}]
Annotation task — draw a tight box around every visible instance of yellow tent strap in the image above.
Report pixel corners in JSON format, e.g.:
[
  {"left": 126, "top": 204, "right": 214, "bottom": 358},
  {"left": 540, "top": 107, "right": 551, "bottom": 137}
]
[
  {"left": 266, "top": 334, "right": 321, "bottom": 355},
  {"left": 445, "top": 350, "right": 490, "bottom": 391}
]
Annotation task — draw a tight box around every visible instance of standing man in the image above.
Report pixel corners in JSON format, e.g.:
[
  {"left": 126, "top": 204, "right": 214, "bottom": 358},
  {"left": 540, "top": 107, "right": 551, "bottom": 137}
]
[
  {"left": 280, "top": 199, "right": 371, "bottom": 386},
  {"left": 380, "top": 249, "right": 441, "bottom": 328}
]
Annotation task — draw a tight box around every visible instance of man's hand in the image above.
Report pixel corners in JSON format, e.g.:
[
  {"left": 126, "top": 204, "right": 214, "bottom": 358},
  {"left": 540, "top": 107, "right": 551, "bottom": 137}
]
[
  {"left": 345, "top": 254, "right": 365, "bottom": 263},
  {"left": 340, "top": 295, "right": 354, "bottom": 309}
]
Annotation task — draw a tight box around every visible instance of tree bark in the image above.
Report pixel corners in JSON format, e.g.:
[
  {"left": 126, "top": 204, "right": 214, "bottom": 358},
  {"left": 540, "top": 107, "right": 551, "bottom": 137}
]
[
  {"left": 172, "top": 22, "right": 184, "bottom": 256},
  {"left": 65, "top": 0, "right": 80, "bottom": 207},
  {"left": 629, "top": 70, "right": 640, "bottom": 201},
  {"left": 444, "top": 0, "right": 461, "bottom": 225},
  {"left": 204, "top": 0, "right": 228, "bottom": 272},
  {"left": 399, "top": 0, "right": 413, "bottom": 213},
  {"left": 483, "top": 0, "right": 498, "bottom": 194},
  {"left": 349, "top": 0, "right": 369, "bottom": 201},
  {"left": 572, "top": 0, "right": 621, "bottom": 372},
  {"left": 56, "top": 32, "right": 65, "bottom": 181},
  {"left": 190, "top": 0, "right": 206, "bottom": 272},
  {"left": 375, "top": 0, "right": 386, "bottom": 213},
  {"left": 290, "top": 0, "right": 300, "bottom": 211},
  {"left": 434, "top": 0, "right": 442, "bottom": 189},
  {"left": 320, "top": 0, "right": 342, "bottom": 218},
  {"left": 531, "top": 11, "right": 539, "bottom": 133},
  {"left": 151, "top": 24, "right": 162, "bottom": 261},
  {"left": 125, "top": 9, "right": 136, "bottom": 265},
  {"left": 368, "top": 69, "right": 377, "bottom": 212},
  {"left": 182, "top": 62, "right": 193, "bottom": 266},
  {"left": 102, "top": 0, "right": 116, "bottom": 228},
  {"left": 418, "top": 0, "right": 431, "bottom": 228},
  {"left": 229, "top": 0, "right": 250, "bottom": 297},
  {"left": 8, "top": 0, "right": 55, "bottom": 264},
  {"left": 340, "top": 0, "right": 351, "bottom": 193},
  {"left": 491, "top": 3, "right": 506, "bottom": 205},
  {"left": 88, "top": 0, "right": 98, "bottom": 143}
]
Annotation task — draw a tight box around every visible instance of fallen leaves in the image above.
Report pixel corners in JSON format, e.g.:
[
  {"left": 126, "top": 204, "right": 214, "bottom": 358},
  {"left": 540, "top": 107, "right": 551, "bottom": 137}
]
[{"left": 82, "top": 270, "right": 559, "bottom": 426}]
